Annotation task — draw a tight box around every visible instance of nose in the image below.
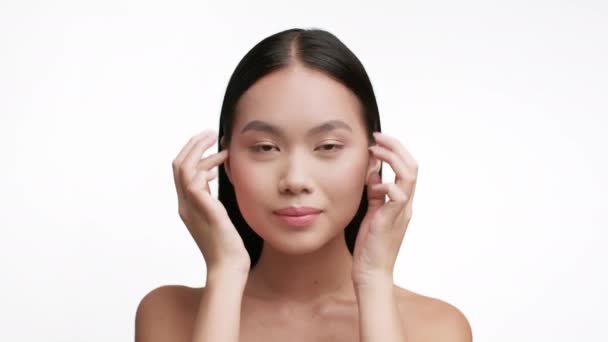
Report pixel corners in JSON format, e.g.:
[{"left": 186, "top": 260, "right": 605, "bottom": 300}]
[{"left": 278, "top": 153, "right": 313, "bottom": 195}]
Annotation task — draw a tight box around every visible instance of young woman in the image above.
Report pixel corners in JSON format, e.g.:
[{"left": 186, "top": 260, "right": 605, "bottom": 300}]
[{"left": 135, "top": 28, "right": 472, "bottom": 342}]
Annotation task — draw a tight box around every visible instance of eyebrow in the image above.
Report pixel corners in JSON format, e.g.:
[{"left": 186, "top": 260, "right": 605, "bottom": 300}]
[{"left": 239, "top": 119, "right": 353, "bottom": 138}]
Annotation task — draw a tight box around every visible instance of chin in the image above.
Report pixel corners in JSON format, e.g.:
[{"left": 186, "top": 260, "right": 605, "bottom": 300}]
[{"left": 265, "top": 238, "right": 330, "bottom": 256}]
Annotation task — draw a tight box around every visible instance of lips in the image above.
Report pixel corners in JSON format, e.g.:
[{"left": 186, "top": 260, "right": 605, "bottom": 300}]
[{"left": 274, "top": 206, "right": 322, "bottom": 216}]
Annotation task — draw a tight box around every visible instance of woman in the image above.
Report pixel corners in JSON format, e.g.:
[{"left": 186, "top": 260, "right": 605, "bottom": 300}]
[{"left": 135, "top": 28, "right": 472, "bottom": 342}]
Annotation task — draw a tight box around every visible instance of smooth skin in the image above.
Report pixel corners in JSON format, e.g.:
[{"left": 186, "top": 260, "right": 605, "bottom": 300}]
[
  {"left": 136, "top": 131, "right": 471, "bottom": 342},
  {"left": 135, "top": 65, "right": 472, "bottom": 341}
]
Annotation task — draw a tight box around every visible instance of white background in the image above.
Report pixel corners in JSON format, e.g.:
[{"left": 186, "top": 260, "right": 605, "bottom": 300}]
[{"left": 1, "top": 0, "right": 607, "bottom": 341}]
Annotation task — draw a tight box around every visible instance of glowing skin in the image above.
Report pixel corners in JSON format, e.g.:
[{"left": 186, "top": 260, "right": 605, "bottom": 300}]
[
  {"left": 136, "top": 62, "right": 471, "bottom": 342},
  {"left": 222, "top": 63, "right": 378, "bottom": 305}
]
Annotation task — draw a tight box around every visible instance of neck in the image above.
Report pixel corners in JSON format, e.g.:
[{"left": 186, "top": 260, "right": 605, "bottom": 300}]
[{"left": 243, "top": 232, "right": 356, "bottom": 304}]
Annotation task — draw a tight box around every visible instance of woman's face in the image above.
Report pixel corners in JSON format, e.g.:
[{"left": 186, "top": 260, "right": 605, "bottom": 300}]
[{"left": 223, "top": 65, "right": 375, "bottom": 254}]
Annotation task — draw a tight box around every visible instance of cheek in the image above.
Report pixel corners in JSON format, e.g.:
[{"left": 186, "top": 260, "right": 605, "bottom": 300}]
[
  {"left": 323, "top": 157, "right": 368, "bottom": 229},
  {"left": 229, "top": 155, "right": 267, "bottom": 202},
  {"left": 322, "top": 153, "right": 368, "bottom": 194},
  {"left": 321, "top": 153, "right": 369, "bottom": 223},
  {"left": 227, "top": 154, "right": 271, "bottom": 228}
]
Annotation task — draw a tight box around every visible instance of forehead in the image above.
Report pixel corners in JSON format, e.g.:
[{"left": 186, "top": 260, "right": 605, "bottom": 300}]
[{"left": 233, "top": 65, "right": 364, "bottom": 131}]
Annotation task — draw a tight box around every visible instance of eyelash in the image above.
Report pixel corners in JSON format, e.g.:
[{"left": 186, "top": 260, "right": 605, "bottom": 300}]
[{"left": 251, "top": 143, "right": 344, "bottom": 153}]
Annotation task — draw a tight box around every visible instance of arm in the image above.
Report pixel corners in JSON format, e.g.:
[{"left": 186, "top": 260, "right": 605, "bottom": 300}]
[
  {"left": 354, "top": 277, "right": 473, "bottom": 342},
  {"left": 355, "top": 276, "right": 408, "bottom": 342},
  {"left": 191, "top": 270, "right": 248, "bottom": 342},
  {"left": 134, "top": 271, "right": 248, "bottom": 342}
]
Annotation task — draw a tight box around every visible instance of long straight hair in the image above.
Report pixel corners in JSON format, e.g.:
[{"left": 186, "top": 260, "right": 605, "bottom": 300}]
[{"left": 216, "top": 28, "right": 383, "bottom": 270}]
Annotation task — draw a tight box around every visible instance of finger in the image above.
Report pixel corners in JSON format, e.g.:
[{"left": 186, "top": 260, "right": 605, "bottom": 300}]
[
  {"left": 369, "top": 182, "right": 409, "bottom": 221},
  {"left": 370, "top": 182, "right": 409, "bottom": 203},
  {"left": 173, "top": 130, "right": 215, "bottom": 196},
  {"left": 187, "top": 169, "right": 214, "bottom": 208},
  {"left": 196, "top": 149, "right": 229, "bottom": 173},
  {"left": 205, "top": 168, "right": 218, "bottom": 182},
  {"left": 174, "top": 130, "right": 215, "bottom": 167},
  {"left": 187, "top": 169, "right": 223, "bottom": 226},
  {"left": 369, "top": 145, "right": 412, "bottom": 191},
  {"left": 372, "top": 132, "right": 418, "bottom": 170},
  {"left": 179, "top": 133, "right": 219, "bottom": 190},
  {"left": 367, "top": 170, "right": 387, "bottom": 206}
]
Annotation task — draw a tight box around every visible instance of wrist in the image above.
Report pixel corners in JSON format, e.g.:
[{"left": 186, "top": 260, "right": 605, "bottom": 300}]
[
  {"left": 353, "top": 272, "right": 394, "bottom": 293},
  {"left": 206, "top": 267, "right": 249, "bottom": 287}
]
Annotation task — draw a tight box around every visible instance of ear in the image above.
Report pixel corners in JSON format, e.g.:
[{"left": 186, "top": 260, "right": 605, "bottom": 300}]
[
  {"left": 366, "top": 153, "right": 381, "bottom": 183},
  {"left": 220, "top": 136, "right": 233, "bottom": 184}
]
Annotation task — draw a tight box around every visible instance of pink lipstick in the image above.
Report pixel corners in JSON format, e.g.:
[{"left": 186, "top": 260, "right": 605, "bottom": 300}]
[{"left": 273, "top": 206, "right": 322, "bottom": 227}]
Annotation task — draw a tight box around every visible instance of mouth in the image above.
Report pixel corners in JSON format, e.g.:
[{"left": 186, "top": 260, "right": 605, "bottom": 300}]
[
  {"left": 274, "top": 212, "right": 321, "bottom": 227},
  {"left": 273, "top": 206, "right": 322, "bottom": 216}
]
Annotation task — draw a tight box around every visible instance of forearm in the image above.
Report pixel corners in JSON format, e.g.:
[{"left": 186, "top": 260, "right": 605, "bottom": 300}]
[
  {"left": 355, "top": 278, "right": 408, "bottom": 342},
  {"left": 191, "top": 270, "right": 248, "bottom": 342}
]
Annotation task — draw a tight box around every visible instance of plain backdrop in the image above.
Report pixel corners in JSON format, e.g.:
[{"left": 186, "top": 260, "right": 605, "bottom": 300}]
[{"left": 1, "top": 0, "right": 607, "bottom": 341}]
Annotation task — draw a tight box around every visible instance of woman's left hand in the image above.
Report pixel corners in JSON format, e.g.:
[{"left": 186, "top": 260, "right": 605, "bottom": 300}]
[{"left": 352, "top": 132, "right": 419, "bottom": 288}]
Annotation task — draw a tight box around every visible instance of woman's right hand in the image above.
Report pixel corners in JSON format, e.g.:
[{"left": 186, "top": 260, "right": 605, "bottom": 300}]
[{"left": 172, "top": 130, "right": 251, "bottom": 277}]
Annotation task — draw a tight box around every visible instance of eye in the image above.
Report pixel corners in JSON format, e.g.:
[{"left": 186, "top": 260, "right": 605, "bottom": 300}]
[
  {"left": 250, "top": 143, "right": 344, "bottom": 154},
  {"left": 316, "top": 143, "right": 344, "bottom": 153},
  {"left": 250, "top": 144, "right": 278, "bottom": 153}
]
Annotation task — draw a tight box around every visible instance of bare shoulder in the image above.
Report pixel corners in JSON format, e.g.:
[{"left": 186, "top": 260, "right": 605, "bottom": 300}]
[
  {"left": 135, "top": 284, "right": 202, "bottom": 342},
  {"left": 394, "top": 286, "right": 472, "bottom": 342}
]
